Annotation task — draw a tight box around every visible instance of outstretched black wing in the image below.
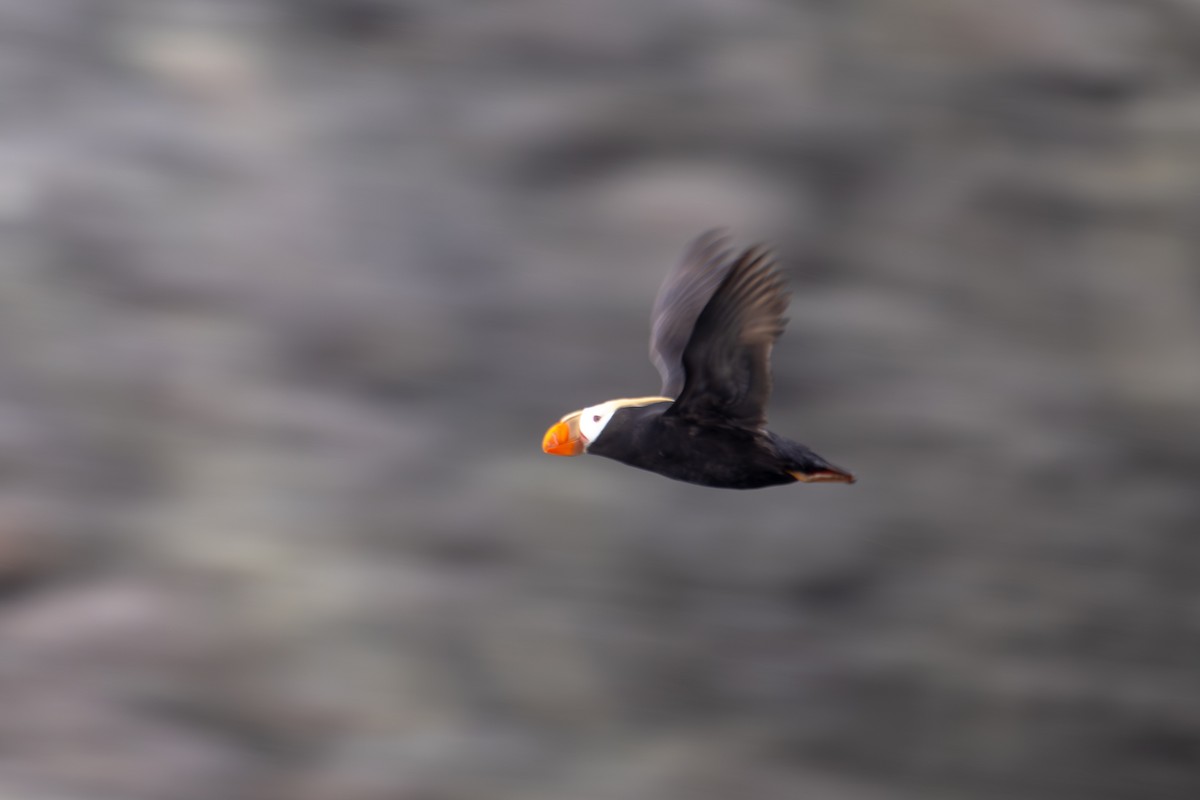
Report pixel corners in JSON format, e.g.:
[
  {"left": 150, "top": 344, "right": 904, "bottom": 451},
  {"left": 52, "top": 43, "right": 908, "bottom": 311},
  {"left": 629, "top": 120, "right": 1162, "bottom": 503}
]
[
  {"left": 664, "top": 244, "right": 790, "bottom": 430},
  {"left": 648, "top": 230, "right": 737, "bottom": 398}
]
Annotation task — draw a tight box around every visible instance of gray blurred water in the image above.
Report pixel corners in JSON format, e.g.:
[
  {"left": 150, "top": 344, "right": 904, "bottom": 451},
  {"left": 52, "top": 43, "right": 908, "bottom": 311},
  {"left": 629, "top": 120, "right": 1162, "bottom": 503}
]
[{"left": 0, "top": 1, "right": 1198, "bottom": 798}]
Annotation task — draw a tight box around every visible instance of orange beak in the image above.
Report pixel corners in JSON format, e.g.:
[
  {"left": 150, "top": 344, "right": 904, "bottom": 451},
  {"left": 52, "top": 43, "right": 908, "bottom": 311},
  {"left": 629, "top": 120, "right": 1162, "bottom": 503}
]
[{"left": 542, "top": 413, "right": 586, "bottom": 456}]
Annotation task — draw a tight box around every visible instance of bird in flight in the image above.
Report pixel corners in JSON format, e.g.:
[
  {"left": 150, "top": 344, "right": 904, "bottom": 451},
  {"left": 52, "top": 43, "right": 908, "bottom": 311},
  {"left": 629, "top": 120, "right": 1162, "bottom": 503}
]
[{"left": 541, "top": 230, "right": 855, "bottom": 489}]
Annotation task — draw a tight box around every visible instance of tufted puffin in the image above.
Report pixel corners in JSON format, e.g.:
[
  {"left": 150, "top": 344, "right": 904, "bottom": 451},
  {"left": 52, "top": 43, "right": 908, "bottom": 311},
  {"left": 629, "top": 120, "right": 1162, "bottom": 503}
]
[{"left": 541, "top": 230, "right": 855, "bottom": 489}]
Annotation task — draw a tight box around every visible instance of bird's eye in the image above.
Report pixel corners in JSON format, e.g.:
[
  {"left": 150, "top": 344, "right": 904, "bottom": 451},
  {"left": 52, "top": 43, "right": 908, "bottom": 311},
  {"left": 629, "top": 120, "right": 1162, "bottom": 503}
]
[{"left": 592, "top": 414, "right": 601, "bottom": 422}]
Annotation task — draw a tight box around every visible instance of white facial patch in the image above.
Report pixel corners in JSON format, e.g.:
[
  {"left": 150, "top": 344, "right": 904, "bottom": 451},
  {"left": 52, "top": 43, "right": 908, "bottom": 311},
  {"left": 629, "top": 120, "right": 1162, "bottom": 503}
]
[
  {"left": 575, "top": 396, "right": 673, "bottom": 448},
  {"left": 577, "top": 401, "right": 620, "bottom": 445}
]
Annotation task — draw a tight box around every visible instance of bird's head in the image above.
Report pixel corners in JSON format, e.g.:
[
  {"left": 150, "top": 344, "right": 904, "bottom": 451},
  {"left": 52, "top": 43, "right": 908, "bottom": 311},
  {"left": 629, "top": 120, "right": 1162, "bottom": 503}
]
[{"left": 541, "top": 397, "right": 671, "bottom": 456}]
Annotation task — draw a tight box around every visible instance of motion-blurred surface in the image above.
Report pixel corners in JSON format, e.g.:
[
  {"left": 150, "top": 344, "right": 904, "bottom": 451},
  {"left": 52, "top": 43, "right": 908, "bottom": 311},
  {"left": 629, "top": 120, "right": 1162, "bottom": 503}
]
[{"left": 0, "top": 1, "right": 1198, "bottom": 798}]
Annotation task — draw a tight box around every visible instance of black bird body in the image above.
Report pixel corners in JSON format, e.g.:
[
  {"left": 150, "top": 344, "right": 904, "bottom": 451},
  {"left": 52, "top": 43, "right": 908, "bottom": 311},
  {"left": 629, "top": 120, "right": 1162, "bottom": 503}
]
[
  {"left": 542, "top": 230, "right": 854, "bottom": 490},
  {"left": 587, "top": 401, "right": 848, "bottom": 489}
]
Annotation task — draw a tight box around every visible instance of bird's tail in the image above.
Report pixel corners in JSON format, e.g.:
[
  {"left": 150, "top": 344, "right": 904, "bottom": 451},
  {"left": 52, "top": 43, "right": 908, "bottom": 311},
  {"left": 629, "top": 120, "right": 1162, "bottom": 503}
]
[{"left": 780, "top": 441, "right": 856, "bottom": 484}]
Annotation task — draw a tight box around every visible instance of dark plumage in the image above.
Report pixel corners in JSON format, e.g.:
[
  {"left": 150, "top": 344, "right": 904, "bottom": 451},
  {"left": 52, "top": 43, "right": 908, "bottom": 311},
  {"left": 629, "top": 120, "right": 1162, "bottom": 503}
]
[{"left": 542, "top": 230, "right": 855, "bottom": 489}]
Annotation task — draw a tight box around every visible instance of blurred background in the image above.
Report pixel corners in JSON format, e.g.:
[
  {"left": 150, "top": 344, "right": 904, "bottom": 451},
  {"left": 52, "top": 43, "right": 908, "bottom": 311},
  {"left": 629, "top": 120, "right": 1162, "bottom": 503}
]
[{"left": 1, "top": 0, "right": 1199, "bottom": 798}]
